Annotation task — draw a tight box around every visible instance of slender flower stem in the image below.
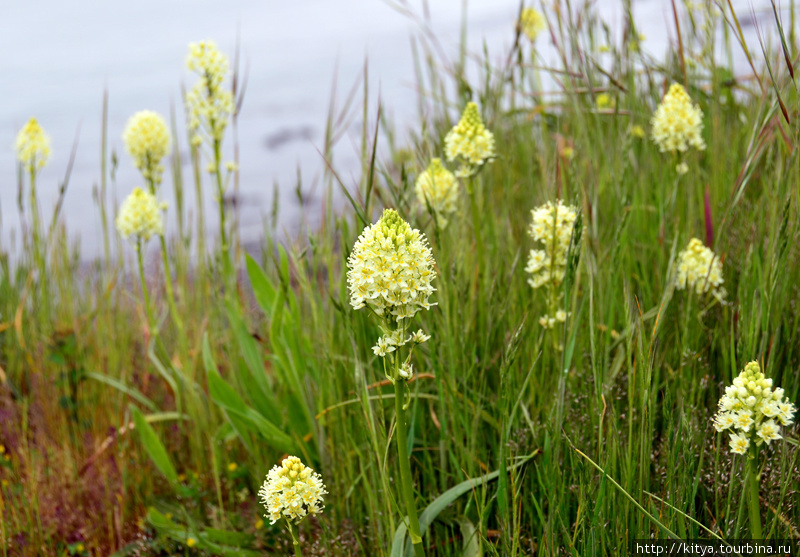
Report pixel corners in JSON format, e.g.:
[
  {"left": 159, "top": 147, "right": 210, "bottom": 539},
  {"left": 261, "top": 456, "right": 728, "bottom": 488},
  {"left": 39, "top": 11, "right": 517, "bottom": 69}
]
[
  {"left": 394, "top": 377, "right": 425, "bottom": 557},
  {"left": 287, "top": 521, "right": 303, "bottom": 557},
  {"left": 144, "top": 177, "right": 188, "bottom": 359},
  {"left": 214, "top": 139, "right": 235, "bottom": 295},
  {"left": 747, "top": 450, "right": 763, "bottom": 539},
  {"left": 136, "top": 241, "right": 154, "bottom": 331}
]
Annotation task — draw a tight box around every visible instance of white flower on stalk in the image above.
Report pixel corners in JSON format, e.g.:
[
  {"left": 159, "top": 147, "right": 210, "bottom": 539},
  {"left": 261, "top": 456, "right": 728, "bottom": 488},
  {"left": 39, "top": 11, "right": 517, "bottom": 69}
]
[
  {"left": 712, "top": 361, "right": 795, "bottom": 454},
  {"left": 258, "top": 456, "right": 326, "bottom": 525},
  {"left": 346, "top": 209, "right": 437, "bottom": 323}
]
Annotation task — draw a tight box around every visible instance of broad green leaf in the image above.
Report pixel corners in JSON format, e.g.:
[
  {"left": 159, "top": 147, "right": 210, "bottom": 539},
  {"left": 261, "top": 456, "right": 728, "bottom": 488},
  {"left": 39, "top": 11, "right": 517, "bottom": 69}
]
[
  {"left": 391, "top": 452, "right": 537, "bottom": 557},
  {"left": 207, "top": 361, "right": 295, "bottom": 453},
  {"left": 131, "top": 405, "right": 178, "bottom": 486},
  {"left": 203, "top": 336, "right": 256, "bottom": 453},
  {"left": 455, "top": 516, "right": 482, "bottom": 557},
  {"left": 245, "top": 253, "right": 278, "bottom": 318},
  {"left": 227, "top": 303, "right": 280, "bottom": 424}
]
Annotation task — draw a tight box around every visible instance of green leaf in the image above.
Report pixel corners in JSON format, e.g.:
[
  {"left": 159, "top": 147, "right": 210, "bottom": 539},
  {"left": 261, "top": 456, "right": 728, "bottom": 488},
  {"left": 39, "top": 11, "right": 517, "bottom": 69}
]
[
  {"left": 455, "top": 516, "right": 483, "bottom": 557},
  {"left": 391, "top": 452, "right": 537, "bottom": 557},
  {"left": 207, "top": 353, "right": 296, "bottom": 454},
  {"left": 227, "top": 303, "right": 280, "bottom": 424},
  {"left": 246, "top": 253, "right": 279, "bottom": 319},
  {"left": 203, "top": 337, "right": 257, "bottom": 454},
  {"left": 85, "top": 371, "right": 157, "bottom": 412},
  {"left": 131, "top": 405, "right": 178, "bottom": 486}
]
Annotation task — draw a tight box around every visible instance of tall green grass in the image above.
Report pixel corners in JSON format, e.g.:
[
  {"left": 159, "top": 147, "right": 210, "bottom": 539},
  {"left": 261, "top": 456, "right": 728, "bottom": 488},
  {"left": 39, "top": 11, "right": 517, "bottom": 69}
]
[{"left": 1, "top": 1, "right": 799, "bottom": 555}]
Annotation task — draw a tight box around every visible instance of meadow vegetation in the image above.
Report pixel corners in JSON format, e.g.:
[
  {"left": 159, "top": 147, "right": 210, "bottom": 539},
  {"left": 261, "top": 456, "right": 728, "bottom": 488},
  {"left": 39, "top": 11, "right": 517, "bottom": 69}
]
[{"left": 1, "top": 1, "right": 800, "bottom": 555}]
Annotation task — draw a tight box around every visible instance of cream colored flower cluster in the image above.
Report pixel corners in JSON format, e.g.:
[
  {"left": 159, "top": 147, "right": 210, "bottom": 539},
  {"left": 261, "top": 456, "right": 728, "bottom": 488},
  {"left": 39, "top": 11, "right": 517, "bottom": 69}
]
[
  {"left": 123, "top": 110, "right": 171, "bottom": 186},
  {"left": 185, "top": 41, "right": 234, "bottom": 145},
  {"left": 526, "top": 200, "right": 578, "bottom": 329},
  {"left": 651, "top": 83, "right": 706, "bottom": 154},
  {"left": 525, "top": 200, "right": 577, "bottom": 290},
  {"left": 258, "top": 456, "right": 326, "bottom": 525},
  {"left": 347, "top": 209, "right": 437, "bottom": 322},
  {"left": 15, "top": 118, "right": 51, "bottom": 173},
  {"left": 675, "top": 238, "right": 724, "bottom": 301},
  {"left": 520, "top": 8, "right": 546, "bottom": 42},
  {"left": 713, "top": 361, "right": 795, "bottom": 455},
  {"left": 415, "top": 158, "right": 459, "bottom": 228},
  {"left": 115, "top": 188, "right": 165, "bottom": 243},
  {"left": 444, "top": 102, "right": 496, "bottom": 178}
]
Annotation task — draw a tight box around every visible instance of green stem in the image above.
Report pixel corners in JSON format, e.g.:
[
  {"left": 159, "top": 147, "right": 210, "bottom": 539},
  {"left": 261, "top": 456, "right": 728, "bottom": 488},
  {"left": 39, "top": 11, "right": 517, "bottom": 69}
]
[
  {"left": 394, "top": 379, "right": 425, "bottom": 557},
  {"left": 213, "top": 138, "right": 231, "bottom": 287},
  {"left": 145, "top": 177, "right": 187, "bottom": 356},
  {"left": 287, "top": 521, "right": 303, "bottom": 557},
  {"left": 747, "top": 450, "right": 763, "bottom": 539},
  {"left": 136, "top": 240, "right": 154, "bottom": 331}
]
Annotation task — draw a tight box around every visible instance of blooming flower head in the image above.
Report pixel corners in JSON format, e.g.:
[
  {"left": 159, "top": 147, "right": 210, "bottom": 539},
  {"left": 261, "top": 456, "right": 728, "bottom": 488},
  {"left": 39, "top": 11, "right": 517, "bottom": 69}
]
[
  {"left": 123, "top": 111, "right": 171, "bottom": 186},
  {"left": 713, "top": 361, "right": 796, "bottom": 453},
  {"left": 520, "top": 8, "right": 546, "bottom": 42},
  {"left": 115, "top": 187, "right": 165, "bottom": 243},
  {"left": 185, "top": 41, "right": 234, "bottom": 145},
  {"left": 347, "top": 209, "right": 437, "bottom": 323},
  {"left": 651, "top": 83, "right": 706, "bottom": 153},
  {"left": 16, "top": 118, "right": 51, "bottom": 173},
  {"left": 675, "top": 237, "right": 724, "bottom": 301},
  {"left": 525, "top": 200, "right": 578, "bottom": 291},
  {"left": 444, "top": 102, "right": 496, "bottom": 177},
  {"left": 258, "top": 456, "right": 326, "bottom": 525},
  {"left": 415, "top": 158, "right": 459, "bottom": 227}
]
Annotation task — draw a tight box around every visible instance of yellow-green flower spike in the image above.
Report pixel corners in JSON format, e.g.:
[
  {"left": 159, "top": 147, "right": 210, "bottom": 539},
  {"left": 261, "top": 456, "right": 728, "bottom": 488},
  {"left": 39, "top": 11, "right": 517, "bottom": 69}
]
[
  {"left": 520, "top": 8, "right": 546, "bottom": 42},
  {"left": 258, "top": 456, "right": 326, "bottom": 525},
  {"left": 651, "top": 83, "right": 705, "bottom": 153},
  {"left": 525, "top": 200, "right": 578, "bottom": 328},
  {"left": 115, "top": 187, "right": 165, "bottom": 243},
  {"left": 713, "top": 361, "right": 795, "bottom": 454},
  {"left": 347, "top": 209, "right": 437, "bottom": 323},
  {"left": 675, "top": 237, "right": 724, "bottom": 301},
  {"left": 123, "top": 110, "right": 171, "bottom": 186},
  {"left": 16, "top": 118, "right": 51, "bottom": 173},
  {"left": 415, "top": 158, "right": 459, "bottom": 228},
  {"left": 444, "top": 102, "right": 496, "bottom": 178},
  {"left": 185, "top": 41, "right": 234, "bottom": 145}
]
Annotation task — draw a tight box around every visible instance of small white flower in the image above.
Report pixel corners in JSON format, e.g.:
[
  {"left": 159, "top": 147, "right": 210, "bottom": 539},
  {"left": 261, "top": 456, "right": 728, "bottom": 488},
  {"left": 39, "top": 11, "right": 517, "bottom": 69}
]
[
  {"left": 399, "top": 362, "right": 414, "bottom": 380},
  {"left": 410, "top": 329, "right": 431, "bottom": 344},
  {"left": 757, "top": 420, "right": 782, "bottom": 444},
  {"left": 373, "top": 337, "right": 396, "bottom": 357},
  {"left": 729, "top": 432, "right": 750, "bottom": 455},
  {"left": 713, "top": 412, "right": 735, "bottom": 432}
]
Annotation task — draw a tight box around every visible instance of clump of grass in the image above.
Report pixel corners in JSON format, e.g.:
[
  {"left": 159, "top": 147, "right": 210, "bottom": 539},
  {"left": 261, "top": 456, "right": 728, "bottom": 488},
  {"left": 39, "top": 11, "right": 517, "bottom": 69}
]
[{"left": 2, "top": 1, "right": 800, "bottom": 555}]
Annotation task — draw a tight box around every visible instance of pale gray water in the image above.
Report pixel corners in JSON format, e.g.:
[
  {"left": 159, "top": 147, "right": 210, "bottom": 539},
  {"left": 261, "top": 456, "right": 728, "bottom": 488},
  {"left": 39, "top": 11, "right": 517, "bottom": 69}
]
[{"left": 0, "top": 0, "right": 788, "bottom": 258}]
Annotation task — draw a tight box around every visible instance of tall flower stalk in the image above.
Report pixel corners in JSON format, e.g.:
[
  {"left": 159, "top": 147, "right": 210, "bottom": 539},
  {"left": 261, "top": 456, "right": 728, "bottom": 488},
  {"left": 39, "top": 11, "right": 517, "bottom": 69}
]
[
  {"left": 123, "top": 110, "right": 187, "bottom": 356},
  {"left": 525, "top": 200, "right": 578, "bottom": 336},
  {"left": 15, "top": 118, "right": 51, "bottom": 297},
  {"left": 185, "top": 40, "right": 236, "bottom": 285},
  {"left": 347, "top": 209, "right": 437, "bottom": 557},
  {"left": 712, "top": 361, "right": 796, "bottom": 538},
  {"left": 116, "top": 187, "right": 166, "bottom": 331}
]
